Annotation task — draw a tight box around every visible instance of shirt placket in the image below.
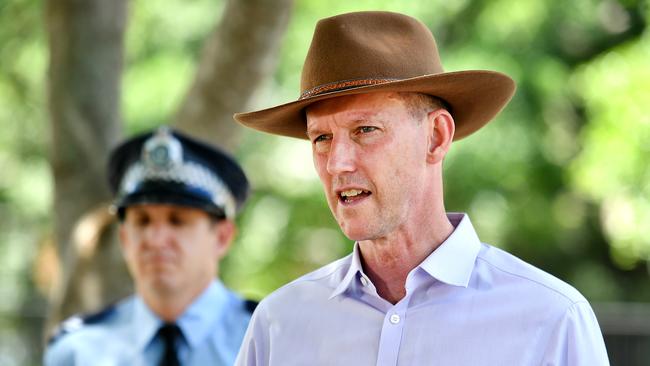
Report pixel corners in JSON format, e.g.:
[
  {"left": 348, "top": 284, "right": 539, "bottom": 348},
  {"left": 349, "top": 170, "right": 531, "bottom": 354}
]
[
  {"left": 357, "top": 272, "right": 414, "bottom": 366},
  {"left": 374, "top": 292, "right": 411, "bottom": 366}
]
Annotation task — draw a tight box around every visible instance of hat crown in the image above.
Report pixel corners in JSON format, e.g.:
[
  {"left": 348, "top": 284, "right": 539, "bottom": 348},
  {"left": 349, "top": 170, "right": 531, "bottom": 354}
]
[
  {"left": 300, "top": 11, "right": 444, "bottom": 96},
  {"left": 108, "top": 127, "right": 249, "bottom": 219}
]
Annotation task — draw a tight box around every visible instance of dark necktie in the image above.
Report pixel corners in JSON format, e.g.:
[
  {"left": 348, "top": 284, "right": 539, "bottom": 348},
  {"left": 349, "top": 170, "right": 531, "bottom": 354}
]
[{"left": 158, "top": 323, "right": 182, "bottom": 366}]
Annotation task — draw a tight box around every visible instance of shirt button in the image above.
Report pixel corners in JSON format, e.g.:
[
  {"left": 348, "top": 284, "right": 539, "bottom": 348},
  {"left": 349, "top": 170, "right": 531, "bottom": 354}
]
[
  {"left": 360, "top": 276, "right": 369, "bottom": 287},
  {"left": 389, "top": 314, "right": 401, "bottom": 324}
]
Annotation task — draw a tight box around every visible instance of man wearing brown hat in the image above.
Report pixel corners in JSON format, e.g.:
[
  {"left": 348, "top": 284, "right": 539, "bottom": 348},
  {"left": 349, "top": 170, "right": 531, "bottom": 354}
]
[{"left": 234, "top": 11, "right": 609, "bottom": 365}]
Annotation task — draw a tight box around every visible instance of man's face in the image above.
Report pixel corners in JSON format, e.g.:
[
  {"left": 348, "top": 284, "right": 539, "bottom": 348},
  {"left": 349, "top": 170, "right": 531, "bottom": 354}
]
[
  {"left": 120, "top": 204, "right": 232, "bottom": 299},
  {"left": 306, "top": 92, "right": 434, "bottom": 241}
]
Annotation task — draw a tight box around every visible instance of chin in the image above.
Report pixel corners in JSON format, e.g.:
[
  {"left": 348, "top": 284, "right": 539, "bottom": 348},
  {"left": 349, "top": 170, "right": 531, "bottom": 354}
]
[
  {"left": 145, "top": 273, "right": 179, "bottom": 292},
  {"left": 340, "top": 216, "right": 396, "bottom": 242},
  {"left": 340, "top": 224, "right": 374, "bottom": 242},
  {"left": 334, "top": 203, "right": 385, "bottom": 236}
]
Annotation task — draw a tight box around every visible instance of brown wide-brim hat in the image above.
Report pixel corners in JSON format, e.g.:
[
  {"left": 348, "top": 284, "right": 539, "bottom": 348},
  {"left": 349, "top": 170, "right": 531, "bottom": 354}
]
[{"left": 235, "top": 11, "right": 516, "bottom": 141}]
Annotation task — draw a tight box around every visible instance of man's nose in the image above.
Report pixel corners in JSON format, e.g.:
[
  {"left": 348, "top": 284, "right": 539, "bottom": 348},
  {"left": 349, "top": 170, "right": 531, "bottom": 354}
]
[
  {"left": 326, "top": 136, "right": 357, "bottom": 175},
  {"left": 142, "top": 223, "right": 171, "bottom": 247}
]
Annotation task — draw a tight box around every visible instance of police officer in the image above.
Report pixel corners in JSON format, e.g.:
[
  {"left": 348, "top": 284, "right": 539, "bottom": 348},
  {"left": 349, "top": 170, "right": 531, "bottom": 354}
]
[{"left": 45, "top": 127, "right": 254, "bottom": 365}]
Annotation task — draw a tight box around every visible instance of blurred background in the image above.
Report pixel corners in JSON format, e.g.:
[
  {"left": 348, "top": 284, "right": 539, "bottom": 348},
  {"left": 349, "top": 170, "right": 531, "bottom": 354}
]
[{"left": 1, "top": 0, "right": 649, "bottom": 364}]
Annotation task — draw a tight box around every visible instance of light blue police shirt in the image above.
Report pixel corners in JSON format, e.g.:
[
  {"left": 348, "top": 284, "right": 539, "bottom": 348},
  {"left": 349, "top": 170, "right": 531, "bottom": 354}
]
[
  {"left": 45, "top": 280, "right": 253, "bottom": 366},
  {"left": 236, "top": 213, "right": 609, "bottom": 366}
]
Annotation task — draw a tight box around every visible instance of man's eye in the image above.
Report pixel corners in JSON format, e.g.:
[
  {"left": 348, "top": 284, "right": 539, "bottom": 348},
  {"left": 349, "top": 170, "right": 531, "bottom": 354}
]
[
  {"left": 169, "top": 215, "right": 185, "bottom": 226},
  {"left": 313, "top": 134, "right": 331, "bottom": 143},
  {"left": 358, "top": 126, "right": 377, "bottom": 134},
  {"left": 135, "top": 216, "right": 150, "bottom": 227}
]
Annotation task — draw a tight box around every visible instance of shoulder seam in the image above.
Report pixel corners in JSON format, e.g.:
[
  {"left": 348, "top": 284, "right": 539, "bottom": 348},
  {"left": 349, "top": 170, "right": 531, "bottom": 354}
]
[
  {"left": 266, "top": 260, "right": 349, "bottom": 297},
  {"left": 298, "top": 261, "right": 349, "bottom": 283},
  {"left": 476, "top": 256, "right": 584, "bottom": 305},
  {"left": 47, "top": 302, "right": 121, "bottom": 345}
]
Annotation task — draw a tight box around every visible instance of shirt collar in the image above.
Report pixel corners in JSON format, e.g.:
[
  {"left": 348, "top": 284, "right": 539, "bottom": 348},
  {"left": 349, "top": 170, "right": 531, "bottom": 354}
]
[
  {"left": 133, "top": 295, "right": 163, "bottom": 352},
  {"left": 176, "top": 280, "right": 230, "bottom": 348},
  {"left": 329, "top": 213, "right": 482, "bottom": 299},
  {"left": 133, "top": 280, "right": 230, "bottom": 350},
  {"left": 417, "top": 213, "right": 481, "bottom": 287},
  {"left": 330, "top": 244, "right": 365, "bottom": 299}
]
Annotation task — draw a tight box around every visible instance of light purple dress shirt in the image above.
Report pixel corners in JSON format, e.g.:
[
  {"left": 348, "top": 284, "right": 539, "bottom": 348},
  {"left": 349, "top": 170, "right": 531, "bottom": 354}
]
[{"left": 236, "top": 213, "right": 609, "bottom": 365}]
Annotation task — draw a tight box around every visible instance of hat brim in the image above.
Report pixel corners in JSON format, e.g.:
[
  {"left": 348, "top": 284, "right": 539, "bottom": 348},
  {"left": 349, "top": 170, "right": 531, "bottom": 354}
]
[
  {"left": 235, "top": 70, "right": 515, "bottom": 141},
  {"left": 115, "top": 182, "right": 227, "bottom": 220}
]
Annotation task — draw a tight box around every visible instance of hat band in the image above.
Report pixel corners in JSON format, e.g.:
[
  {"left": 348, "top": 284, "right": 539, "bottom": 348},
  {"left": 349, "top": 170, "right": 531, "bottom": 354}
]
[
  {"left": 118, "top": 160, "right": 236, "bottom": 219},
  {"left": 299, "top": 78, "right": 398, "bottom": 99}
]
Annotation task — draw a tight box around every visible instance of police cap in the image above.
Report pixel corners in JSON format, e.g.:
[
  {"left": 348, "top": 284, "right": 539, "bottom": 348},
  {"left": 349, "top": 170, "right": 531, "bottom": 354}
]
[{"left": 107, "top": 127, "right": 249, "bottom": 220}]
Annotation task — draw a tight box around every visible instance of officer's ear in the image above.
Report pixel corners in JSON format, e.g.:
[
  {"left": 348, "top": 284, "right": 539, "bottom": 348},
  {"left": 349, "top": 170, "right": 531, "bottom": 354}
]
[
  {"left": 118, "top": 225, "right": 126, "bottom": 250},
  {"left": 213, "top": 219, "right": 236, "bottom": 259},
  {"left": 118, "top": 218, "right": 130, "bottom": 254}
]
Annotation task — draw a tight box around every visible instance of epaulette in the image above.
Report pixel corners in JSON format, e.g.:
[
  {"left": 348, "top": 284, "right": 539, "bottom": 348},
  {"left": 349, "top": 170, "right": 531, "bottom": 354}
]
[
  {"left": 243, "top": 299, "right": 259, "bottom": 314},
  {"left": 48, "top": 304, "right": 117, "bottom": 345}
]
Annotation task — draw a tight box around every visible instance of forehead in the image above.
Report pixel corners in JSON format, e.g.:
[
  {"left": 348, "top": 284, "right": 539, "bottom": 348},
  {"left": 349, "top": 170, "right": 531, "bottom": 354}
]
[
  {"left": 306, "top": 92, "right": 406, "bottom": 127},
  {"left": 124, "top": 203, "right": 206, "bottom": 217}
]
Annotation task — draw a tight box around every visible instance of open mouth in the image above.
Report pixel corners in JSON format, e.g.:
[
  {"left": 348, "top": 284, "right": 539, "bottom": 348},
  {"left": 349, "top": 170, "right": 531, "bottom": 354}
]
[{"left": 338, "top": 189, "right": 371, "bottom": 204}]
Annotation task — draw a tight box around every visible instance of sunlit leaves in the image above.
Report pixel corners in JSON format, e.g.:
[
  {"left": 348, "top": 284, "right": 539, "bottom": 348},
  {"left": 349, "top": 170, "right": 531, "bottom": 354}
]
[{"left": 571, "top": 34, "right": 650, "bottom": 267}]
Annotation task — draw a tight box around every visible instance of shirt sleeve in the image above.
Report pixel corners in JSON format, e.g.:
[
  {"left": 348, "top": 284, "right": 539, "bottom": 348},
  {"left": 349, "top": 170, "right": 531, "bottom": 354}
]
[
  {"left": 235, "top": 305, "right": 270, "bottom": 366},
  {"left": 541, "top": 301, "right": 610, "bottom": 366}
]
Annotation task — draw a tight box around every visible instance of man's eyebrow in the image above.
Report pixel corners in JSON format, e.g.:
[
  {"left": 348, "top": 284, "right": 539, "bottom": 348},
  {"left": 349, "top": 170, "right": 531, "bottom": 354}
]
[
  {"left": 306, "top": 115, "right": 388, "bottom": 138},
  {"left": 349, "top": 117, "right": 384, "bottom": 125},
  {"left": 306, "top": 126, "right": 325, "bottom": 138}
]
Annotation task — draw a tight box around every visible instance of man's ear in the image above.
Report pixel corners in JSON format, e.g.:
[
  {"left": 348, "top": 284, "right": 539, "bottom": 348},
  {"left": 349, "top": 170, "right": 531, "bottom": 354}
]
[
  {"left": 118, "top": 224, "right": 129, "bottom": 258},
  {"left": 425, "top": 109, "right": 455, "bottom": 164},
  {"left": 117, "top": 223, "right": 133, "bottom": 261},
  {"left": 213, "top": 219, "right": 236, "bottom": 259}
]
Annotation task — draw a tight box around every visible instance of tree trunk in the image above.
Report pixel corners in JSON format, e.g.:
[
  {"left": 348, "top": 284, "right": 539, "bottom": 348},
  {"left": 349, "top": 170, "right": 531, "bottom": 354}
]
[
  {"left": 45, "top": 0, "right": 129, "bottom": 333},
  {"left": 174, "top": 0, "right": 294, "bottom": 151},
  {"left": 44, "top": 0, "right": 294, "bottom": 337}
]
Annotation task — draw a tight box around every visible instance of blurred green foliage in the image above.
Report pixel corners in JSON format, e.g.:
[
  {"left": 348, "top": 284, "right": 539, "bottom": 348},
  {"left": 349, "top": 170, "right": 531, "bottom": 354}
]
[
  {"left": 0, "top": 1, "right": 649, "bottom": 363},
  {"left": 123, "top": 0, "right": 224, "bottom": 132}
]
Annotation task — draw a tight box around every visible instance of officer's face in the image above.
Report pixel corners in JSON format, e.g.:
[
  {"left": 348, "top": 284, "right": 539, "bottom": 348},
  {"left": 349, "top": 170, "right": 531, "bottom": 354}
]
[{"left": 120, "top": 204, "right": 234, "bottom": 301}]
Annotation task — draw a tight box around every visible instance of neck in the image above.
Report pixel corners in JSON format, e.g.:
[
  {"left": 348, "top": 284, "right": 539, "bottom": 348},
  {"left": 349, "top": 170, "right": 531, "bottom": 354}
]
[
  {"left": 358, "top": 209, "right": 453, "bottom": 304},
  {"left": 141, "top": 279, "right": 212, "bottom": 322}
]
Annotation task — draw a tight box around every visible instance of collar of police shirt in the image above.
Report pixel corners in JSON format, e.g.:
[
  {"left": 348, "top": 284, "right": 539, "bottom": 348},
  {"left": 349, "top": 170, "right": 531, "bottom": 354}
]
[{"left": 134, "top": 280, "right": 234, "bottom": 359}]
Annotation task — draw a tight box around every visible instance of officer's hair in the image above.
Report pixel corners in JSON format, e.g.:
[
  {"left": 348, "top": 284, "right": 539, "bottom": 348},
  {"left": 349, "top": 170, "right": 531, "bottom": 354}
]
[{"left": 208, "top": 213, "right": 226, "bottom": 224}]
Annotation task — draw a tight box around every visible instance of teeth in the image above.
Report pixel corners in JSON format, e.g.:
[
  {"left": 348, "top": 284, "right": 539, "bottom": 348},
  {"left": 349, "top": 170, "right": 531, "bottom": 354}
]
[{"left": 340, "top": 189, "right": 364, "bottom": 197}]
